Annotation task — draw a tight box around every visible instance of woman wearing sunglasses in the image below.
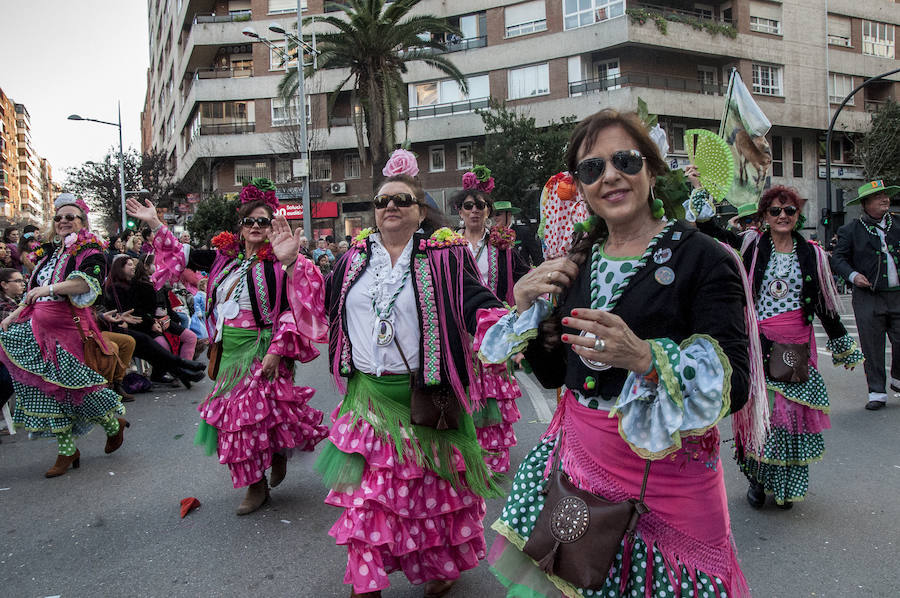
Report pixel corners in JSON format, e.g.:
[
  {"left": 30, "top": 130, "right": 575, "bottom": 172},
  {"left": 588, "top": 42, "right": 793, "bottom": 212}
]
[
  {"left": 127, "top": 178, "right": 328, "bottom": 515},
  {"left": 452, "top": 172, "right": 530, "bottom": 475},
  {"left": 689, "top": 181, "right": 862, "bottom": 510},
  {"left": 479, "top": 110, "right": 762, "bottom": 597},
  {"left": 0, "top": 194, "right": 128, "bottom": 477},
  {"left": 320, "top": 164, "right": 517, "bottom": 597}
]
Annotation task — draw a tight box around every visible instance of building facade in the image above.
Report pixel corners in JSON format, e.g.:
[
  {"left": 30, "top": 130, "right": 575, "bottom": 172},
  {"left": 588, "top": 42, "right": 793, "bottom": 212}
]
[{"left": 144, "top": 0, "right": 900, "bottom": 240}]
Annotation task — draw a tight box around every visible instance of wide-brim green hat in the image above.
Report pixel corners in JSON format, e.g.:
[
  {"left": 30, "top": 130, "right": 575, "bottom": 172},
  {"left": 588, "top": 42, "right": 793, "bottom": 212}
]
[
  {"left": 847, "top": 180, "right": 900, "bottom": 205},
  {"left": 493, "top": 200, "right": 521, "bottom": 214},
  {"left": 736, "top": 203, "right": 758, "bottom": 218}
]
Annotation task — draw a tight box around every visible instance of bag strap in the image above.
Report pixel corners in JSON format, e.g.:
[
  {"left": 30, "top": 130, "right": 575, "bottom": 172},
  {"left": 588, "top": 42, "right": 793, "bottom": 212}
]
[
  {"left": 637, "top": 459, "right": 651, "bottom": 502},
  {"left": 66, "top": 301, "right": 89, "bottom": 343},
  {"left": 392, "top": 334, "right": 414, "bottom": 377}
]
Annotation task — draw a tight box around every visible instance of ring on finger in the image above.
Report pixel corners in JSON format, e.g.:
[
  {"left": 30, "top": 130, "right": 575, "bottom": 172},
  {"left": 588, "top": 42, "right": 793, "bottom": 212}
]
[
  {"left": 593, "top": 337, "right": 606, "bottom": 352},
  {"left": 547, "top": 271, "right": 554, "bottom": 282}
]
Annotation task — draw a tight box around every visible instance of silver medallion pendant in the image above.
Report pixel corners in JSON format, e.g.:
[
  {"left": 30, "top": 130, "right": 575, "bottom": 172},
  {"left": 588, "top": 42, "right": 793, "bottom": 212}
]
[
  {"left": 578, "top": 330, "right": 611, "bottom": 371},
  {"left": 376, "top": 318, "right": 395, "bottom": 346},
  {"left": 768, "top": 278, "right": 789, "bottom": 299}
]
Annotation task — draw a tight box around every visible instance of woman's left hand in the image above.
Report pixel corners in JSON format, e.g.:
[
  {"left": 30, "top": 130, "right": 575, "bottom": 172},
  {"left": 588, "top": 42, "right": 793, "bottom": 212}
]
[
  {"left": 261, "top": 353, "right": 281, "bottom": 380},
  {"left": 269, "top": 215, "right": 302, "bottom": 265},
  {"left": 561, "top": 308, "right": 652, "bottom": 374},
  {"left": 24, "top": 285, "right": 52, "bottom": 305}
]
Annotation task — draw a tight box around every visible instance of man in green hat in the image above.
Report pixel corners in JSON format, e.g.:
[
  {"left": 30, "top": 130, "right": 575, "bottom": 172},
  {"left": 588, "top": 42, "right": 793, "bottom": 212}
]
[
  {"left": 832, "top": 179, "right": 900, "bottom": 410},
  {"left": 494, "top": 200, "right": 543, "bottom": 266}
]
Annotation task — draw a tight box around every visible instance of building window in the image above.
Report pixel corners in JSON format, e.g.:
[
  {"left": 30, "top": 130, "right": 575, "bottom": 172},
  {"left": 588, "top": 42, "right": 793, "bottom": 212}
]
[
  {"left": 751, "top": 63, "right": 783, "bottom": 96},
  {"left": 409, "top": 75, "right": 490, "bottom": 107},
  {"left": 563, "top": 0, "right": 625, "bottom": 31},
  {"left": 828, "top": 74, "right": 854, "bottom": 105},
  {"left": 668, "top": 123, "right": 686, "bottom": 154},
  {"left": 771, "top": 135, "right": 783, "bottom": 177},
  {"left": 271, "top": 97, "right": 309, "bottom": 126},
  {"left": 505, "top": 1, "right": 547, "bottom": 38},
  {"left": 508, "top": 63, "right": 550, "bottom": 100},
  {"left": 697, "top": 65, "right": 718, "bottom": 94},
  {"left": 274, "top": 159, "right": 293, "bottom": 183},
  {"left": 269, "top": 39, "right": 299, "bottom": 70},
  {"left": 268, "top": 0, "right": 306, "bottom": 13},
  {"left": 235, "top": 160, "right": 271, "bottom": 185},
  {"left": 344, "top": 153, "right": 361, "bottom": 179},
  {"left": 693, "top": 3, "right": 713, "bottom": 19},
  {"left": 457, "top": 142, "right": 473, "bottom": 170},
  {"left": 429, "top": 146, "right": 445, "bottom": 172},
  {"left": 827, "top": 14, "right": 852, "bottom": 47},
  {"left": 862, "top": 21, "right": 895, "bottom": 58},
  {"left": 311, "top": 156, "right": 332, "bottom": 181},
  {"left": 792, "top": 138, "right": 803, "bottom": 178},
  {"left": 750, "top": 16, "right": 781, "bottom": 35}
]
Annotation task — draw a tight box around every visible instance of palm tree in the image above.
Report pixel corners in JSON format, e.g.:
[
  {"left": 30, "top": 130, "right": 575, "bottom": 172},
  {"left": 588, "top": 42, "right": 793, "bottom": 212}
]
[{"left": 278, "top": 0, "right": 466, "bottom": 186}]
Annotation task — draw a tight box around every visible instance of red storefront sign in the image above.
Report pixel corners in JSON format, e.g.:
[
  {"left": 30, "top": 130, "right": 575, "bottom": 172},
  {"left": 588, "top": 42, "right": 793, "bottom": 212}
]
[{"left": 276, "top": 201, "right": 338, "bottom": 220}]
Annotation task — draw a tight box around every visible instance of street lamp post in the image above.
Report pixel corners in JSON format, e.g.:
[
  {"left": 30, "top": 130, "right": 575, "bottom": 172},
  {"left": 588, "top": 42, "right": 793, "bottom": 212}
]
[
  {"left": 244, "top": 14, "right": 319, "bottom": 241},
  {"left": 68, "top": 102, "right": 127, "bottom": 231}
]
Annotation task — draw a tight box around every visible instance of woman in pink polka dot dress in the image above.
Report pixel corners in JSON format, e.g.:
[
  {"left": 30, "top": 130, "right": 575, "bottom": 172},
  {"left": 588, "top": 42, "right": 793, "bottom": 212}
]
[
  {"left": 127, "top": 179, "right": 329, "bottom": 515},
  {"left": 319, "top": 172, "right": 510, "bottom": 597}
]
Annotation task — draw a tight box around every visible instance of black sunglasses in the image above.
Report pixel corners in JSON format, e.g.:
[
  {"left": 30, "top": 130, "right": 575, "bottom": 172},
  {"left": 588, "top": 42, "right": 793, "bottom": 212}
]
[
  {"left": 373, "top": 193, "right": 418, "bottom": 209},
  {"left": 54, "top": 214, "right": 82, "bottom": 223},
  {"left": 574, "top": 150, "right": 646, "bottom": 185},
  {"left": 767, "top": 206, "right": 799, "bottom": 218},
  {"left": 462, "top": 200, "right": 488, "bottom": 211},
  {"left": 241, "top": 216, "right": 272, "bottom": 228}
]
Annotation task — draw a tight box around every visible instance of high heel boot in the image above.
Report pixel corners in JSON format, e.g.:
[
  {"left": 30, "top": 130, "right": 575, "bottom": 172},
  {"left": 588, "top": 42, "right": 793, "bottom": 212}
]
[
  {"left": 236, "top": 476, "right": 269, "bottom": 515},
  {"left": 104, "top": 418, "right": 130, "bottom": 454},
  {"left": 46, "top": 449, "right": 81, "bottom": 478}
]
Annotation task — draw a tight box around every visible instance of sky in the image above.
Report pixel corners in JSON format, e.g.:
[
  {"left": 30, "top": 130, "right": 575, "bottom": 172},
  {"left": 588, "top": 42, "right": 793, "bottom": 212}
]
[{"left": 0, "top": 0, "right": 149, "bottom": 182}]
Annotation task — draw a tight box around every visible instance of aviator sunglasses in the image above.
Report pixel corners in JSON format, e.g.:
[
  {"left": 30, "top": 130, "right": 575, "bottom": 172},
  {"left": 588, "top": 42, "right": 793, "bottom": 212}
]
[
  {"left": 574, "top": 150, "right": 646, "bottom": 185},
  {"left": 54, "top": 213, "right": 82, "bottom": 223},
  {"left": 373, "top": 193, "right": 418, "bottom": 209},
  {"left": 241, "top": 216, "right": 272, "bottom": 228},
  {"left": 767, "top": 206, "right": 799, "bottom": 218}
]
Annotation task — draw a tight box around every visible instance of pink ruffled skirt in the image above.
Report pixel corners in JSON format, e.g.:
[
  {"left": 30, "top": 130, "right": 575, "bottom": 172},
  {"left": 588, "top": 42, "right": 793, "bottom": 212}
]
[
  {"left": 475, "top": 364, "right": 521, "bottom": 473},
  {"left": 325, "top": 408, "right": 487, "bottom": 593}
]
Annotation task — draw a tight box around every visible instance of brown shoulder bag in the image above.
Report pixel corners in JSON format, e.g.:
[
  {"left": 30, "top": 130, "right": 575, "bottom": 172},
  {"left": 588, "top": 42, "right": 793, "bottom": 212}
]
[
  {"left": 393, "top": 335, "right": 461, "bottom": 430},
  {"left": 69, "top": 304, "right": 122, "bottom": 383}
]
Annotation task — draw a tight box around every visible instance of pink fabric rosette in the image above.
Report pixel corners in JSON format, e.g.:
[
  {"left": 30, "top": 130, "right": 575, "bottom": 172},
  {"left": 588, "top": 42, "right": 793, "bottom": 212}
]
[
  {"left": 382, "top": 149, "right": 419, "bottom": 177},
  {"left": 461, "top": 171, "right": 478, "bottom": 190}
]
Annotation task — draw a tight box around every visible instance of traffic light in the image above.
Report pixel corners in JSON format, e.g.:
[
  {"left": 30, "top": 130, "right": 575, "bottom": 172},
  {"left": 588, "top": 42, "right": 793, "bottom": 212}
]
[{"left": 821, "top": 208, "right": 831, "bottom": 227}]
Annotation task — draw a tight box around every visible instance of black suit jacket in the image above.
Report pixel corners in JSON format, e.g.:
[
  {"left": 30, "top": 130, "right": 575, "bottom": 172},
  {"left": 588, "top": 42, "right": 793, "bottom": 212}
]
[
  {"left": 525, "top": 221, "right": 750, "bottom": 414},
  {"left": 832, "top": 217, "right": 900, "bottom": 293}
]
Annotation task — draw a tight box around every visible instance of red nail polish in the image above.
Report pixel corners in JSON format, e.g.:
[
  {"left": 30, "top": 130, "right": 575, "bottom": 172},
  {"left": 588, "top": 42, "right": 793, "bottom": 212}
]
[
  {"left": 571, "top": 309, "right": 579, "bottom": 317},
  {"left": 562, "top": 334, "right": 569, "bottom": 342},
  {"left": 562, "top": 317, "right": 569, "bottom": 325}
]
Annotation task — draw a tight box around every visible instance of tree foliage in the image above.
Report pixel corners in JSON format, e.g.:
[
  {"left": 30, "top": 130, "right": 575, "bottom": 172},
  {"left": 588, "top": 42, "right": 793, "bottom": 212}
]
[
  {"left": 185, "top": 194, "right": 240, "bottom": 248},
  {"left": 65, "top": 149, "right": 177, "bottom": 232},
  {"left": 278, "top": 0, "right": 465, "bottom": 189},
  {"left": 855, "top": 100, "right": 900, "bottom": 187},
  {"left": 475, "top": 100, "right": 577, "bottom": 219}
]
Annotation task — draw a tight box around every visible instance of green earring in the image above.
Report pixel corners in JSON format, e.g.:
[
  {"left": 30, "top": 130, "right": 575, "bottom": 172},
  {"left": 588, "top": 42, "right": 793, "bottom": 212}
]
[
  {"left": 574, "top": 215, "right": 600, "bottom": 234},
  {"left": 651, "top": 196, "right": 665, "bottom": 220}
]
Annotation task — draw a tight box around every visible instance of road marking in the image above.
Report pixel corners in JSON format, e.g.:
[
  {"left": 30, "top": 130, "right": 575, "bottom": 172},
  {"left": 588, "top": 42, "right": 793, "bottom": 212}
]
[{"left": 514, "top": 371, "right": 555, "bottom": 423}]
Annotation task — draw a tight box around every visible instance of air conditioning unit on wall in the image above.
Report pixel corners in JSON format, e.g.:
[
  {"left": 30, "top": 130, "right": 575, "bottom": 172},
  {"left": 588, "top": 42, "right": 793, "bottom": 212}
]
[{"left": 330, "top": 182, "right": 347, "bottom": 194}]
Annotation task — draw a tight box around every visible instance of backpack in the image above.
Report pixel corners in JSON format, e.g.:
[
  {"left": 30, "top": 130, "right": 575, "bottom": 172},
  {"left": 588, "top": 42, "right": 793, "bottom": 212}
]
[{"left": 122, "top": 372, "right": 152, "bottom": 394}]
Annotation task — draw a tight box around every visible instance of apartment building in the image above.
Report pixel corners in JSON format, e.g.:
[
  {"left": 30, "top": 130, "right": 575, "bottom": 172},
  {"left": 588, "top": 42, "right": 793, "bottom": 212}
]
[
  {"left": 0, "top": 88, "right": 18, "bottom": 221},
  {"left": 144, "top": 0, "right": 899, "bottom": 239},
  {"left": 15, "top": 104, "right": 46, "bottom": 223}
]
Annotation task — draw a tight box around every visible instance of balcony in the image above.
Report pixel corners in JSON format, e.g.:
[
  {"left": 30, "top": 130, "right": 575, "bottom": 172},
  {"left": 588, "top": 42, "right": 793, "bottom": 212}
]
[
  {"left": 569, "top": 72, "right": 727, "bottom": 97},
  {"left": 506, "top": 19, "right": 547, "bottom": 39},
  {"left": 405, "top": 97, "right": 491, "bottom": 119},
  {"left": 629, "top": 2, "right": 734, "bottom": 26},
  {"left": 192, "top": 11, "right": 251, "bottom": 25},
  {"left": 403, "top": 36, "right": 487, "bottom": 58},
  {"left": 194, "top": 66, "right": 252, "bottom": 80},
  {"left": 199, "top": 122, "right": 255, "bottom": 135},
  {"left": 865, "top": 99, "right": 890, "bottom": 113}
]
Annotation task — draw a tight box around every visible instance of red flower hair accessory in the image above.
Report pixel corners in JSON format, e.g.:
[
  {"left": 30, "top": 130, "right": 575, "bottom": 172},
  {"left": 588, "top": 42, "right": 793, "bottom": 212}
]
[
  {"left": 239, "top": 177, "right": 280, "bottom": 212},
  {"left": 462, "top": 165, "right": 495, "bottom": 193}
]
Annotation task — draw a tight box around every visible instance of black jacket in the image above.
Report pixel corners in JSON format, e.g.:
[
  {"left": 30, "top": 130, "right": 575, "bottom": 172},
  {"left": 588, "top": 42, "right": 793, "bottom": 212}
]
[
  {"left": 526, "top": 221, "right": 750, "bottom": 414},
  {"left": 831, "top": 216, "right": 900, "bottom": 293}
]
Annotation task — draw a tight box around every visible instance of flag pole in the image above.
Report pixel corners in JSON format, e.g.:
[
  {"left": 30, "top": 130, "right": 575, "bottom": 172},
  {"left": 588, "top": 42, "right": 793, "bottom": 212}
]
[{"left": 718, "top": 67, "right": 737, "bottom": 138}]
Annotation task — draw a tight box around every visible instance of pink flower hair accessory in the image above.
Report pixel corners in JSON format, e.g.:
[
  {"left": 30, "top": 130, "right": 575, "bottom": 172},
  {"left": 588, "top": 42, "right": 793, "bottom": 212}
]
[
  {"left": 382, "top": 149, "right": 419, "bottom": 177},
  {"left": 462, "top": 165, "right": 495, "bottom": 193},
  {"left": 240, "top": 177, "right": 280, "bottom": 211}
]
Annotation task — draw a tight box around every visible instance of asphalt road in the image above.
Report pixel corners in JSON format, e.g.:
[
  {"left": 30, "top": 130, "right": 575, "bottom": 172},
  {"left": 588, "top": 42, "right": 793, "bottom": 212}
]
[{"left": 1, "top": 302, "right": 898, "bottom": 598}]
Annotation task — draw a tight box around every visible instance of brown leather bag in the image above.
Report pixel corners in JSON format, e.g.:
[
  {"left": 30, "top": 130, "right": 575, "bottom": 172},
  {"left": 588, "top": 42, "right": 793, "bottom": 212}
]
[
  {"left": 207, "top": 341, "right": 222, "bottom": 380},
  {"left": 69, "top": 305, "right": 122, "bottom": 383},
  {"left": 394, "top": 336, "right": 461, "bottom": 430},
  {"left": 523, "top": 450, "right": 650, "bottom": 590},
  {"left": 767, "top": 341, "right": 810, "bottom": 383}
]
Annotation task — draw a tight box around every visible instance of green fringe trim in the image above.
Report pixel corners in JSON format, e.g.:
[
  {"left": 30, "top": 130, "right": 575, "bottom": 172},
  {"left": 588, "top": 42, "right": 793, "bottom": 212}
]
[
  {"left": 322, "top": 372, "right": 503, "bottom": 499},
  {"left": 209, "top": 326, "right": 272, "bottom": 399},
  {"left": 490, "top": 519, "right": 583, "bottom": 598},
  {"left": 471, "top": 398, "right": 503, "bottom": 428},
  {"left": 315, "top": 440, "right": 367, "bottom": 491},
  {"left": 194, "top": 419, "right": 218, "bottom": 457}
]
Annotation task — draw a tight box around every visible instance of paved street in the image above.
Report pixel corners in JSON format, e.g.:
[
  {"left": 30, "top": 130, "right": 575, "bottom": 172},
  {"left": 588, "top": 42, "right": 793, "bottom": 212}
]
[{"left": 1, "top": 299, "right": 898, "bottom": 597}]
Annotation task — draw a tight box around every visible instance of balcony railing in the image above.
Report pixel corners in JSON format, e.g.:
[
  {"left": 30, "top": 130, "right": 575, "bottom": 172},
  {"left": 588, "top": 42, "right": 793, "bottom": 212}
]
[
  {"left": 404, "top": 97, "right": 491, "bottom": 119},
  {"left": 328, "top": 116, "right": 355, "bottom": 127},
  {"left": 405, "top": 36, "right": 487, "bottom": 57},
  {"left": 199, "top": 122, "right": 256, "bottom": 135},
  {"left": 865, "top": 99, "right": 890, "bottom": 112},
  {"left": 569, "top": 72, "right": 726, "bottom": 96},
  {"left": 506, "top": 19, "right": 548, "bottom": 38},
  {"left": 193, "top": 11, "right": 251, "bottom": 24},
  {"left": 194, "top": 66, "right": 253, "bottom": 79},
  {"left": 631, "top": 2, "right": 733, "bottom": 25}
]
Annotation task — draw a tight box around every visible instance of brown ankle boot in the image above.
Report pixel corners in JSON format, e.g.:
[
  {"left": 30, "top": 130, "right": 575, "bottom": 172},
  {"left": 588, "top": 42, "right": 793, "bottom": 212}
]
[
  {"left": 104, "top": 418, "right": 130, "bottom": 454},
  {"left": 424, "top": 579, "right": 456, "bottom": 597},
  {"left": 45, "top": 449, "right": 81, "bottom": 478},
  {"left": 236, "top": 476, "right": 269, "bottom": 515},
  {"left": 350, "top": 590, "right": 382, "bottom": 598},
  {"left": 270, "top": 452, "right": 287, "bottom": 488}
]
